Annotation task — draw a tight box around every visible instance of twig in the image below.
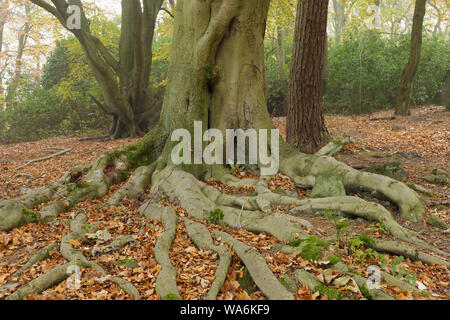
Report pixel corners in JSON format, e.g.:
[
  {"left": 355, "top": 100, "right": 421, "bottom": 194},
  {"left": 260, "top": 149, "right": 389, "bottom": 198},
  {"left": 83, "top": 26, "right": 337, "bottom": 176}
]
[{"left": 12, "top": 148, "right": 72, "bottom": 172}]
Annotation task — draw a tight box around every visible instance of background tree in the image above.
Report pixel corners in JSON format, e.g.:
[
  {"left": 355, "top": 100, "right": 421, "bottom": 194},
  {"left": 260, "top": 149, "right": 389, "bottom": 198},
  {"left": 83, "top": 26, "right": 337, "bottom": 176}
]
[
  {"left": 287, "top": 0, "right": 330, "bottom": 154},
  {"left": 29, "top": 0, "right": 165, "bottom": 138},
  {"left": 6, "top": 2, "right": 33, "bottom": 103},
  {"left": 395, "top": 0, "right": 427, "bottom": 116}
]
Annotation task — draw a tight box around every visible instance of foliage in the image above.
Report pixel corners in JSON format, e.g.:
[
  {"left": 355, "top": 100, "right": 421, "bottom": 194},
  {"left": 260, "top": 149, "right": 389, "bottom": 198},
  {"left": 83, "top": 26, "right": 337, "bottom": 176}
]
[
  {"left": 207, "top": 209, "right": 224, "bottom": 226},
  {"left": 0, "top": 85, "right": 107, "bottom": 144},
  {"left": 289, "top": 236, "right": 330, "bottom": 261},
  {"left": 324, "top": 33, "right": 449, "bottom": 114}
]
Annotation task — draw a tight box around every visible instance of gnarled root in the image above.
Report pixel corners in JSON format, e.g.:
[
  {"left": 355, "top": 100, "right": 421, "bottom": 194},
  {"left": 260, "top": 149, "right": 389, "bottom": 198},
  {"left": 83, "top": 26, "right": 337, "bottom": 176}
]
[
  {"left": 140, "top": 203, "right": 180, "bottom": 300},
  {"left": 280, "top": 152, "right": 425, "bottom": 222},
  {"left": 214, "top": 231, "right": 294, "bottom": 300},
  {"left": 183, "top": 218, "right": 232, "bottom": 300}
]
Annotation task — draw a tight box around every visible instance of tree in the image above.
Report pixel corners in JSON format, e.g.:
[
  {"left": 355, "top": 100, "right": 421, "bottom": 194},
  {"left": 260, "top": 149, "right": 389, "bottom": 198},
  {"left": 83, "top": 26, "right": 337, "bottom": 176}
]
[
  {"left": 2, "top": 0, "right": 441, "bottom": 301},
  {"left": 395, "top": 0, "right": 427, "bottom": 116},
  {"left": 6, "top": 2, "right": 33, "bottom": 103},
  {"left": 0, "top": 0, "right": 11, "bottom": 97},
  {"left": 29, "top": 0, "right": 165, "bottom": 138},
  {"left": 287, "top": 0, "right": 330, "bottom": 154}
]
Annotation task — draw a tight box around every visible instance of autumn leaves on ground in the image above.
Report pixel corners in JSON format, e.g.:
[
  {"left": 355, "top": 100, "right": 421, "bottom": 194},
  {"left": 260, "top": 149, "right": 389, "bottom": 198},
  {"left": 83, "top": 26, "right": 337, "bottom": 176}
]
[{"left": 0, "top": 106, "right": 448, "bottom": 300}]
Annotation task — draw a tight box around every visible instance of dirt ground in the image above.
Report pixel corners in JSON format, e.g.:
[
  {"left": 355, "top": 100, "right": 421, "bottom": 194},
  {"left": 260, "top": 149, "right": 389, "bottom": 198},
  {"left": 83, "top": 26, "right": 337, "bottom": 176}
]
[{"left": 0, "top": 106, "right": 448, "bottom": 300}]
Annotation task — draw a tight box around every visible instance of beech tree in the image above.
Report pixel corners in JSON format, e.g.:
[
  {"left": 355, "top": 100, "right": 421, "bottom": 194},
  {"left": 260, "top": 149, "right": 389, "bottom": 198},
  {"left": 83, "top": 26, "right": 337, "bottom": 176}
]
[
  {"left": 1, "top": 0, "right": 446, "bottom": 301},
  {"left": 287, "top": 0, "right": 329, "bottom": 154},
  {"left": 29, "top": 0, "right": 165, "bottom": 138},
  {"left": 395, "top": 0, "right": 427, "bottom": 116}
]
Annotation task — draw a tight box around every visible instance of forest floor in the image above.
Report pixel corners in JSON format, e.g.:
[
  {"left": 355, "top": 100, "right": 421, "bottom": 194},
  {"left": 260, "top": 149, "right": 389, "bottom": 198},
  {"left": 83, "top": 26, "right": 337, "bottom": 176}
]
[{"left": 0, "top": 106, "right": 448, "bottom": 300}]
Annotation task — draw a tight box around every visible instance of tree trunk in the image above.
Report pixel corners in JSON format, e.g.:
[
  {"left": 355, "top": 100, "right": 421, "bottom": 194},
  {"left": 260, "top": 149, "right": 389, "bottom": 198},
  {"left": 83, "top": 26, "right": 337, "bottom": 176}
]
[
  {"left": 287, "top": 0, "right": 330, "bottom": 154},
  {"left": 271, "top": 27, "right": 288, "bottom": 116},
  {"left": 6, "top": 3, "right": 32, "bottom": 104},
  {"left": 155, "top": 0, "right": 273, "bottom": 147},
  {"left": 443, "top": 70, "right": 450, "bottom": 111},
  {"left": 332, "top": 0, "right": 345, "bottom": 43},
  {"left": 395, "top": 0, "right": 427, "bottom": 116}
]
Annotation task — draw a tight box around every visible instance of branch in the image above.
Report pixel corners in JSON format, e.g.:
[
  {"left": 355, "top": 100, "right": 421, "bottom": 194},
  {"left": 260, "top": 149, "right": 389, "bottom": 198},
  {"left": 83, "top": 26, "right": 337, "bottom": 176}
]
[
  {"left": 13, "top": 148, "right": 72, "bottom": 172},
  {"left": 160, "top": 7, "right": 174, "bottom": 19}
]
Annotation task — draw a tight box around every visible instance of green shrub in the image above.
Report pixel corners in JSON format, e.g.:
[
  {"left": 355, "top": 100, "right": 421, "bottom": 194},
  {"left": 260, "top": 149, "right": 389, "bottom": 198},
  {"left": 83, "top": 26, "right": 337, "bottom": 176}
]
[{"left": 324, "top": 33, "right": 449, "bottom": 114}]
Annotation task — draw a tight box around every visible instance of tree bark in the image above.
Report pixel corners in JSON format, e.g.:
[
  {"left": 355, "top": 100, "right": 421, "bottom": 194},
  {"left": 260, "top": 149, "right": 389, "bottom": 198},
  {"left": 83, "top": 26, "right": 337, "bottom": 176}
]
[
  {"left": 287, "top": 0, "right": 330, "bottom": 154},
  {"left": 395, "top": 0, "right": 427, "bottom": 116}
]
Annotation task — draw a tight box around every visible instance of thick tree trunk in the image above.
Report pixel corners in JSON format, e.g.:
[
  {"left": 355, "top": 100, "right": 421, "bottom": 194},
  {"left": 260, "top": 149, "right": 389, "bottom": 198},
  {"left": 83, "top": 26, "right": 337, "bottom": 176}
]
[
  {"left": 395, "top": 0, "right": 427, "bottom": 116},
  {"left": 287, "top": 0, "right": 330, "bottom": 154},
  {"left": 155, "top": 0, "right": 273, "bottom": 153}
]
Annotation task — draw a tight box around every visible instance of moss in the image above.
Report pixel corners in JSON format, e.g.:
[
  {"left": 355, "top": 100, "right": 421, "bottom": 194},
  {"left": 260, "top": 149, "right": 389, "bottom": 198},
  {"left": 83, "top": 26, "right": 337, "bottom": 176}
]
[
  {"left": 332, "top": 139, "right": 344, "bottom": 147},
  {"left": 297, "top": 236, "right": 329, "bottom": 261},
  {"left": 207, "top": 208, "right": 224, "bottom": 225},
  {"left": 364, "top": 162, "right": 408, "bottom": 181},
  {"left": 426, "top": 215, "right": 447, "bottom": 230},
  {"left": 41, "top": 215, "right": 57, "bottom": 224},
  {"left": 311, "top": 172, "right": 346, "bottom": 198},
  {"left": 165, "top": 293, "right": 181, "bottom": 300},
  {"left": 126, "top": 141, "right": 154, "bottom": 169},
  {"left": 116, "top": 258, "right": 139, "bottom": 268},
  {"left": 238, "top": 267, "right": 257, "bottom": 294},
  {"left": 289, "top": 238, "right": 305, "bottom": 247},
  {"left": 22, "top": 208, "right": 40, "bottom": 224},
  {"left": 359, "top": 284, "right": 372, "bottom": 300},
  {"left": 280, "top": 273, "right": 297, "bottom": 293},
  {"left": 314, "top": 284, "right": 341, "bottom": 300}
]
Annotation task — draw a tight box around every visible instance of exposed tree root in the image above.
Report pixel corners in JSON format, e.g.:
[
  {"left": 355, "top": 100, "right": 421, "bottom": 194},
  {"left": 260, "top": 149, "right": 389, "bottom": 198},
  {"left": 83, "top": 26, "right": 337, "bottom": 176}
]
[
  {"left": 214, "top": 231, "right": 294, "bottom": 300},
  {"left": 183, "top": 218, "right": 232, "bottom": 300},
  {"left": 330, "top": 263, "right": 395, "bottom": 300},
  {"left": 5, "top": 263, "right": 77, "bottom": 300},
  {"left": 315, "top": 137, "right": 351, "bottom": 157},
  {"left": 280, "top": 152, "right": 425, "bottom": 222},
  {"left": 0, "top": 243, "right": 60, "bottom": 294},
  {"left": 139, "top": 203, "right": 180, "bottom": 300},
  {"left": 2, "top": 136, "right": 447, "bottom": 300},
  {"left": 4, "top": 213, "right": 141, "bottom": 300},
  {"left": 107, "top": 164, "right": 156, "bottom": 206},
  {"left": 368, "top": 240, "right": 449, "bottom": 265},
  {"left": 293, "top": 269, "right": 344, "bottom": 300},
  {"left": 60, "top": 214, "right": 141, "bottom": 299}
]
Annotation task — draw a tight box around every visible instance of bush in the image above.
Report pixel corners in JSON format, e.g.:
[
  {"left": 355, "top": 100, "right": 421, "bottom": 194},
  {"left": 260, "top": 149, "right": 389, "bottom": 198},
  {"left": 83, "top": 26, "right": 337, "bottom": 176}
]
[
  {"left": 0, "top": 86, "right": 108, "bottom": 144},
  {"left": 324, "top": 33, "right": 449, "bottom": 114}
]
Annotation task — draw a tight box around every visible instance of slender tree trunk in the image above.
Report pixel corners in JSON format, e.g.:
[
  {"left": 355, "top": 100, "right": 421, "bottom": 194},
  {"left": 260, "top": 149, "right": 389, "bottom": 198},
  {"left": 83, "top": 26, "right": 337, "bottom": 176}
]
[
  {"left": 332, "top": 0, "right": 345, "bottom": 43},
  {"left": 443, "top": 70, "right": 450, "bottom": 111},
  {"left": 6, "top": 4, "right": 32, "bottom": 104},
  {"left": 158, "top": 0, "right": 273, "bottom": 133},
  {"left": 287, "top": 0, "right": 330, "bottom": 154},
  {"left": 395, "top": 0, "right": 427, "bottom": 116},
  {"left": 271, "top": 27, "right": 288, "bottom": 116}
]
